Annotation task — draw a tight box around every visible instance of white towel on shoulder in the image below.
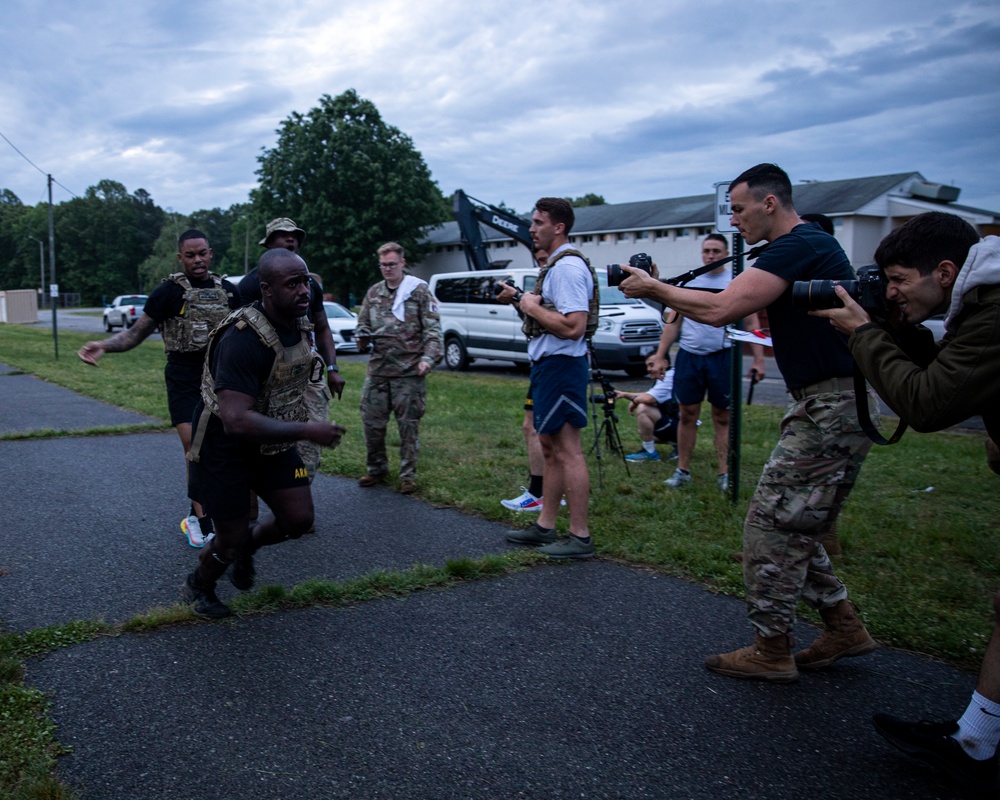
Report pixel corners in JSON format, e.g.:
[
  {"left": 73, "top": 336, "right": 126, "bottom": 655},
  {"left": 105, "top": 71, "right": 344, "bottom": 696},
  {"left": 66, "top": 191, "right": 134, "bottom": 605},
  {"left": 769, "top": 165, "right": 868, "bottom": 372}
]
[{"left": 392, "top": 275, "right": 427, "bottom": 321}]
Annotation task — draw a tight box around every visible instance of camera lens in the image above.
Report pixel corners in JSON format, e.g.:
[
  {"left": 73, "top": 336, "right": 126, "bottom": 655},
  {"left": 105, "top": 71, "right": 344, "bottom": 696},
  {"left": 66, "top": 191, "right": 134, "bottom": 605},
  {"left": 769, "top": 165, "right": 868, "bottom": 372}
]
[{"left": 791, "top": 279, "right": 858, "bottom": 310}]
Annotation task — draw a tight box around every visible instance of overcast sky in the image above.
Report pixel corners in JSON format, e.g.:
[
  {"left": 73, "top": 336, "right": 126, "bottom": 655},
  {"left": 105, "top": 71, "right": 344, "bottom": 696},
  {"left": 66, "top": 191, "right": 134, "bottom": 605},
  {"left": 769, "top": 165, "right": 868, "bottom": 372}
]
[{"left": 2, "top": 0, "right": 998, "bottom": 217}]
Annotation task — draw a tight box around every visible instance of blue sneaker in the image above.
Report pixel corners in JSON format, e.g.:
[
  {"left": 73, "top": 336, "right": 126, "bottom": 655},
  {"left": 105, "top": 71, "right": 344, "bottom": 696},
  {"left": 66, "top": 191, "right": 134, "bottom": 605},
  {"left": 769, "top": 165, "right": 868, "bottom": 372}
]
[{"left": 625, "top": 449, "right": 661, "bottom": 463}]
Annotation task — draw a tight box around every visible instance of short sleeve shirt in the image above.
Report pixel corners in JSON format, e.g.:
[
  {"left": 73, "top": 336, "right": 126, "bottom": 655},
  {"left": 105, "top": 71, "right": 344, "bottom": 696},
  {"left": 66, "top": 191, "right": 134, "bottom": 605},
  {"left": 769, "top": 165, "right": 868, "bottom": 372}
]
[
  {"left": 752, "top": 224, "right": 855, "bottom": 389},
  {"left": 527, "top": 244, "right": 593, "bottom": 361}
]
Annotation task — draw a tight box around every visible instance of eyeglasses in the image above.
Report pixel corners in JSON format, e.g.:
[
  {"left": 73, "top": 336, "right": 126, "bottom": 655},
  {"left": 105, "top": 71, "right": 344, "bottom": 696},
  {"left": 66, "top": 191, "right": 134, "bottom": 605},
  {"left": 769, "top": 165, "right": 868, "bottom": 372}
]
[{"left": 379, "top": 261, "right": 402, "bottom": 269}]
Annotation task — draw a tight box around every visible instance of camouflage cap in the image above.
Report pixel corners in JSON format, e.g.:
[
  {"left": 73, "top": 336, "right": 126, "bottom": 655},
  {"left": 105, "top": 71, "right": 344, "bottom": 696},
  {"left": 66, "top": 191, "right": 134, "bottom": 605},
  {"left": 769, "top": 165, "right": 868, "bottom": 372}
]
[{"left": 259, "top": 217, "right": 306, "bottom": 247}]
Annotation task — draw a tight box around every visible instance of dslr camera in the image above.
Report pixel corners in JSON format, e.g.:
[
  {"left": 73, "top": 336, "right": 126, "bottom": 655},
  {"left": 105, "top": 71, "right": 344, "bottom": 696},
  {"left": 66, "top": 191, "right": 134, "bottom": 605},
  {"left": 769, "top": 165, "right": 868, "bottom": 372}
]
[
  {"left": 492, "top": 278, "right": 524, "bottom": 303},
  {"left": 791, "top": 264, "right": 888, "bottom": 316},
  {"left": 607, "top": 252, "right": 653, "bottom": 288}
]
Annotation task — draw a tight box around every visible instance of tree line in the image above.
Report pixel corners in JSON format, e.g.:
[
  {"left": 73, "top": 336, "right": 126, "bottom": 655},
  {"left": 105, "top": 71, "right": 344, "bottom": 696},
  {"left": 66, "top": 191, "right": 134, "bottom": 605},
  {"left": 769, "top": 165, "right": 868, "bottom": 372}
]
[{"left": 0, "top": 90, "right": 450, "bottom": 306}]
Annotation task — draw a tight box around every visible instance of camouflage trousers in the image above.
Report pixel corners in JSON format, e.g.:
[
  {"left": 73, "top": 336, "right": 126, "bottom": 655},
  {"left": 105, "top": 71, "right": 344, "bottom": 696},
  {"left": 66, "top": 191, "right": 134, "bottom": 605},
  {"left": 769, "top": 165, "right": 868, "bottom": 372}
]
[
  {"left": 743, "top": 388, "right": 876, "bottom": 637},
  {"left": 360, "top": 374, "right": 426, "bottom": 482},
  {"left": 296, "top": 368, "right": 332, "bottom": 483}
]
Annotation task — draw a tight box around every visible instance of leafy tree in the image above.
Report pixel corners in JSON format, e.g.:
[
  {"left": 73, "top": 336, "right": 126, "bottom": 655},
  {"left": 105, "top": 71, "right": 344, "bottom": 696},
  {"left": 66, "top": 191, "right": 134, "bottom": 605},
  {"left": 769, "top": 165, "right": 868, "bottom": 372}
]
[
  {"left": 0, "top": 189, "right": 30, "bottom": 290},
  {"left": 567, "top": 193, "right": 606, "bottom": 208},
  {"left": 54, "top": 180, "right": 165, "bottom": 303},
  {"left": 252, "top": 89, "right": 448, "bottom": 301},
  {"left": 137, "top": 211, "right": 190, "bottom": 290}
]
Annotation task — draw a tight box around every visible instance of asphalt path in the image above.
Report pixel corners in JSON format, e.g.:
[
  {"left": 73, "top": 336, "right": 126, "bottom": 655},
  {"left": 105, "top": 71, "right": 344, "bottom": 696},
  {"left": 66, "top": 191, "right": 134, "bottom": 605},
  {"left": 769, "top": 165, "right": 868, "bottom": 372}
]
[{"left": 0, "top": 360, "right": 985, "bottom": 798}]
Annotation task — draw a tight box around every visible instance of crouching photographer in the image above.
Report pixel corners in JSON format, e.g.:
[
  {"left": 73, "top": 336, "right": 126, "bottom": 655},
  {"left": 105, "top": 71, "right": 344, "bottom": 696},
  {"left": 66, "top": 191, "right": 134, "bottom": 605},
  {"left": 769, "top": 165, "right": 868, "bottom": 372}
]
[
  {"left": 607, "top": 356, "right": 679, "bottom": 463},
  {"left": 811, "top": 211, "right": 1000, "bottom": 793}
]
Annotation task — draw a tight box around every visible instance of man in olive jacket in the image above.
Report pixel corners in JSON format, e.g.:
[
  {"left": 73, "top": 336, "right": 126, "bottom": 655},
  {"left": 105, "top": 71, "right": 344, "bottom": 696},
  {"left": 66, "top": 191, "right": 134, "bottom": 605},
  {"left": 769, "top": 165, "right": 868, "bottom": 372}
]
[{"left": 813, "top": 211, "right": 1000, "bottom": 793}]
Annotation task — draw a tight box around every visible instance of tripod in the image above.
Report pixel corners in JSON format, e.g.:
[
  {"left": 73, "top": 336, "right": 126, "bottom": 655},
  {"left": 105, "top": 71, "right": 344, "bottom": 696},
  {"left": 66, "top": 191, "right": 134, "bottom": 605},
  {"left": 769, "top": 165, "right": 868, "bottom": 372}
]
[{"left": 587, "top": 351, "right": 631, "bottom": 488}]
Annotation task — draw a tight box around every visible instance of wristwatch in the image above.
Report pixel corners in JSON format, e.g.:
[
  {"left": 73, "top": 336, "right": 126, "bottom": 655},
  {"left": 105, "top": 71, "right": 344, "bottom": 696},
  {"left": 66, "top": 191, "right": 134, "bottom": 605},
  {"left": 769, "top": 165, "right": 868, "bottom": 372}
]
[{"left": 327, "top": 365, "right": 339, "bottom": 373}]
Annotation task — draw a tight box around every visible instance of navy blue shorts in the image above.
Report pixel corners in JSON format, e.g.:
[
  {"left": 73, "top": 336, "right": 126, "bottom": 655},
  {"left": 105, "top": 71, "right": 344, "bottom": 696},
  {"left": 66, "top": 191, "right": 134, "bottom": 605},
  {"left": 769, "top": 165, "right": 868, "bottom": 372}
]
[
  {"left": 673, "top": 348, "right": 731, "bottom": 408},
  {"left": 530, "top": 355, "right": 589, "bottom": 435}
]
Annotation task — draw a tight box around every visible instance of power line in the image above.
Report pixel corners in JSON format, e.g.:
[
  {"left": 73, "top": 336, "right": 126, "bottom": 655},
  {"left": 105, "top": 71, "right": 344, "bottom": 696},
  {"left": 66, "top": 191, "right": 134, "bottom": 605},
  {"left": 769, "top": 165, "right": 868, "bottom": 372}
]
[{"left": 0, "top": 127, "right": 79, "bottom": 199}]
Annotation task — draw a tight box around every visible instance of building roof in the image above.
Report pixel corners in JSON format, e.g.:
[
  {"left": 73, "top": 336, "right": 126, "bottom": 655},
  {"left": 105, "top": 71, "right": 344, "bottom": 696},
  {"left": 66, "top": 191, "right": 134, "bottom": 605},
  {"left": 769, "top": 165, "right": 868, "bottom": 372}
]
[{"left": 426, "top": 172, "right": 998, "bottom": 246}]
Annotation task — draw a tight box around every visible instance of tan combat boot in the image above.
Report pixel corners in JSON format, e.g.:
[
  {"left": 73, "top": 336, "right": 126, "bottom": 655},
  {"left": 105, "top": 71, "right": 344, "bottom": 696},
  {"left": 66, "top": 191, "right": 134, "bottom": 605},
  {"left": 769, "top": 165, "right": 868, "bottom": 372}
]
[
  {"left": 705, "top": 634, "right": 799, "bottom": 683},
  {"left": 794, "top": 600, "right": 876, "bottom": 669}
]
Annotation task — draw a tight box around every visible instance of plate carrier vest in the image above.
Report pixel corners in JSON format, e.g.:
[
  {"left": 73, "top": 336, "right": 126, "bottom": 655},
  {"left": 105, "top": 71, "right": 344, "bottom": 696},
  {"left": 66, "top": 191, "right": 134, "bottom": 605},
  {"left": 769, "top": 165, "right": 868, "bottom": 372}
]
[
  {"left": 159, "top": 272, "right": 232, "bottom": 353},
  {"left": 521, "top": 248, "right": 600, "bottom": 340},
  {"left": 188, "top": 305, "right": 315, "bottom": 461}
]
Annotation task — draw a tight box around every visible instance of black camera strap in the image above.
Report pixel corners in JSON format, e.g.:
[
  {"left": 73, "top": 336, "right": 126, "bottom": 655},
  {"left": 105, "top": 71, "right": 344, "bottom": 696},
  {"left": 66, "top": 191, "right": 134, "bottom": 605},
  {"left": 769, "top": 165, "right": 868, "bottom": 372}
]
[
  {"left": 854, "top": 366, "right": 907, "bottom": 445},
  {"left": 663, "top": 243, "right": 771, "bottom": 287}
]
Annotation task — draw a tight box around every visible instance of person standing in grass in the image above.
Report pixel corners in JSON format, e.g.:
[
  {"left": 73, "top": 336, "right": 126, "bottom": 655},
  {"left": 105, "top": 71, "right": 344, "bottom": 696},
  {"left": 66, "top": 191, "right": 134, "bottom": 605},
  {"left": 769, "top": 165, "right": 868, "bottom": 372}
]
[
  {"left": 620, "top": 164, "right": 876, "bottom": 681},
  {"left": 183, "top": 248, "right": 346, "bottom": 618},
  {"left": 505, "top": 198, "right": 599, "bottom": 559},
  {"left": 648, "top": 234, "right": 765, "bottom": 492},
  {"left": 813, "top": 212, "right": 1000, "bottom": 794},
  {"left": 78, "top": 230, "right": 239, "bottom": 548},
  {"left": 355, "top": 242, "right": 443, "bottom": 495},
  {"left": 496, "top": 247, "right": 550, "bottom": 513}
]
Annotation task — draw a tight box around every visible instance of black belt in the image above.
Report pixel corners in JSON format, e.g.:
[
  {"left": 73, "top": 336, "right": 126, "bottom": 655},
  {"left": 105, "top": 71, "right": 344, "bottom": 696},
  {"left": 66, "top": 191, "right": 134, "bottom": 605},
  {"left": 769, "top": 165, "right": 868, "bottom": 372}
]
[{"left": 789, "top": 376, "right": 853, "bottom": 401}]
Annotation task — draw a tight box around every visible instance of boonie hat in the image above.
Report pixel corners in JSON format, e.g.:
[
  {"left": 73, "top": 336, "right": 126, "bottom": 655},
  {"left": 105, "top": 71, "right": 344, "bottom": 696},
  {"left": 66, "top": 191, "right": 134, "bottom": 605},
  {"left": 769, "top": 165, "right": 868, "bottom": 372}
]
[{"left": 259, "top": 217, "right": 306, "bottom": 247}]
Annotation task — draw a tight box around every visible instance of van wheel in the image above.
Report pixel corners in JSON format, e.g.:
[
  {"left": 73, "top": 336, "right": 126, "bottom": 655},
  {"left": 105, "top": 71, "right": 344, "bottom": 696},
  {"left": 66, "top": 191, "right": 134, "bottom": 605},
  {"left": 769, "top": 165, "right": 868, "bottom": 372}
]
[
  {"left": 104, "top": 316, "right": 114, "bottom": 332},
  {"left": 624, "top": 364, "right": 648, "bottom": 378},
  {"left": 445, "top": 337, "right": 469, "bottom": 371}
]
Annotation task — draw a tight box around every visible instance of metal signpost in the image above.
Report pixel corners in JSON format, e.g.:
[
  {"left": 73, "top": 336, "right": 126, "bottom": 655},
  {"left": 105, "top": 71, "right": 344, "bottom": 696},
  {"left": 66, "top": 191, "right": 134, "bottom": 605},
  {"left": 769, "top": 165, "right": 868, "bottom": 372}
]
[{"left": 715, "top": 182, "right": 744, "bottom": 504}]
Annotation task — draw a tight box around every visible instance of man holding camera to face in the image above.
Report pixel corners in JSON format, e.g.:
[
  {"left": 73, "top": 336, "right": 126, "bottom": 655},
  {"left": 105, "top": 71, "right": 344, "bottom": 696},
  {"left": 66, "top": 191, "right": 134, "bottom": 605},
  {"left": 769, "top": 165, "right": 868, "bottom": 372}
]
[
  {"left": 812, "top": 212, "right": 1000, "bottom": 792},
  {"left": 620, "top": 163, "right": 876, "bottom": 683}
]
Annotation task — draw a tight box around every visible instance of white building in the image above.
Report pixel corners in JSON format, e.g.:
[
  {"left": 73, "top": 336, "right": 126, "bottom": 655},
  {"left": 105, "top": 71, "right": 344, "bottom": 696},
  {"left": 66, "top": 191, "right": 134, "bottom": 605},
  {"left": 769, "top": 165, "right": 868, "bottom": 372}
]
[{"left": 412, "top": 172, "right": 1000, "bottom": 282}]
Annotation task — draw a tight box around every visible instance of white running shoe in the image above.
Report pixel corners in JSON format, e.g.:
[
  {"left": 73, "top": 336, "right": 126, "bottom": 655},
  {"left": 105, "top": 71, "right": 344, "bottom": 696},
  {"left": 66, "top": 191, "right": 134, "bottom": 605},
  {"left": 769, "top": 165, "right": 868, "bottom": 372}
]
[
  {"left": 181, "top": 515, "right": 206, "bottom": 548},
  {"left": 501, "top": 487, "right": 544, "bottom": 512}
]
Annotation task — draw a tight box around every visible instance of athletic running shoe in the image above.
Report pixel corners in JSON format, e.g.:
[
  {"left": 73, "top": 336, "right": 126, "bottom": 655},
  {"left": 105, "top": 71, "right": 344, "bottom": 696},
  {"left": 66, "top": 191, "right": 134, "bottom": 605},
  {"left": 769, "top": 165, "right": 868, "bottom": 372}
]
[
  {"left": 625, "top": 449, "right": 661, "bottom": 463},
  {"left": 501, "top": 487, "right": 543, "bottom": 512},
  {"left": 537, "top": 534, "right": 595, "bottom": 559},
  {"left": 872, "top": 714, "right": 1000, "bottom": 792},
  {"left": 181, "top": 515, "right": 205, "bottom": 548},
  {"left": 664, "top": 468, "right": 692, "bottom": 489}
]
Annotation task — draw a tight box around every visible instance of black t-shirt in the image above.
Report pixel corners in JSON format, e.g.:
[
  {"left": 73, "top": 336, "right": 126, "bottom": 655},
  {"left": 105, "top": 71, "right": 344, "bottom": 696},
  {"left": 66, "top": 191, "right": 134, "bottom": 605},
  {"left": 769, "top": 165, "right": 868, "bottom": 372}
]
[
  {"left": 192, "top": 302, "right": 307, "bottom": 457},
  {"left": 752, "top": 224, "right": 856, "bottom": 389},
  {"left": 239, "top": 266, "right": 324, "bottom": 320},
  {"left": 143, "top": 274, "right": 240, "bottom": 367}
]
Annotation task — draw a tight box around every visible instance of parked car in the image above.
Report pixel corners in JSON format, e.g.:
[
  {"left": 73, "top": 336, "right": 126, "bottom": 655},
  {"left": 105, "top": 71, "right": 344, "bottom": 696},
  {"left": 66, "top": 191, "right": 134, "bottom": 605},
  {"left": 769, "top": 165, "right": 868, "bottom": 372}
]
[
  {"left": 323, "top": 301, "right": 359, "bottom": 353},
  {"left": 429, "top": 268, "right": 663, "bottom": 377},
  {"left": 103, "top": 295, "right": 148, "bottom": 331}
]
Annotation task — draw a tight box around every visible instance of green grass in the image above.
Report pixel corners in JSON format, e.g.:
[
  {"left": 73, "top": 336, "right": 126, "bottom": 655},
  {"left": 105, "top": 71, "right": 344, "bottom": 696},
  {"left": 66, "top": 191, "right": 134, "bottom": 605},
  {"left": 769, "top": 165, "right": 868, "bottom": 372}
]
[{"left": 1, "top": 323, "right": 999, "bottom": 796}]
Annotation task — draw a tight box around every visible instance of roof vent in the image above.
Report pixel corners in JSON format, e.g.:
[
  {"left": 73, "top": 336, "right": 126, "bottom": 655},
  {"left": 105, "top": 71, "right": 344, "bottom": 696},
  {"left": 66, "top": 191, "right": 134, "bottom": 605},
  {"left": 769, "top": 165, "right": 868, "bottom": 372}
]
[{"left": 908, "top": 180, "right": 961, "bottom": 203}]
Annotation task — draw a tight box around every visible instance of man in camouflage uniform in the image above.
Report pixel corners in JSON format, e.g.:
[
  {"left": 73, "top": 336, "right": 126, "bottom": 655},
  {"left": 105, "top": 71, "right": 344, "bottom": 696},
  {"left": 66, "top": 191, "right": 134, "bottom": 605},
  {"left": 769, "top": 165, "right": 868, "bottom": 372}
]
[
  {"left": 620, "top": 164, "right": 876, "bottom": 682},
  {"left": 355, "top": 242, "right": 443, "bottom": 494},
  {"left": 79, "top": 229, "right": 239, "bottom": 548}
]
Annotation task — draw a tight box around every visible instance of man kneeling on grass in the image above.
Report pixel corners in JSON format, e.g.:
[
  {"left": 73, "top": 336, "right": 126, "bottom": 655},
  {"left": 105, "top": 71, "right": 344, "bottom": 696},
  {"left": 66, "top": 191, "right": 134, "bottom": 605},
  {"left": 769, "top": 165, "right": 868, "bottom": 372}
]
[{"left": 183, "top": 248, "right": 346, "bottom": 618}]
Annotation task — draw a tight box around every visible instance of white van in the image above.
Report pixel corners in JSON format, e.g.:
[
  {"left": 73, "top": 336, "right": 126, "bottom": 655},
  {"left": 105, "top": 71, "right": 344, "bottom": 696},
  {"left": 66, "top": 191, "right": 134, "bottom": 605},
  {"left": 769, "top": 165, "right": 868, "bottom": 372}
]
[{"left": 429, "top": 268, "right": 663, "bottom": 377}]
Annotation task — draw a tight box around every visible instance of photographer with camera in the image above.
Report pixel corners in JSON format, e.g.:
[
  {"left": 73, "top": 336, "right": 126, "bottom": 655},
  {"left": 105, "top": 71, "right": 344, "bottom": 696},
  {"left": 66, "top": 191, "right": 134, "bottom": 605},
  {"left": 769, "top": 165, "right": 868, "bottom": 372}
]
[
  {"left": 504, "top": 198, "right": 599, "bottom": 559},
  {"left": 811, "top": 212, "right": 1000, "bottom": 792},
  {"left": 619, "top": 163, "right": 877, "bottom": 683},
  {"left": 496, "top": 250, "right": 553, "bottom": 512},
  {"left": 649, "top": 234, "right": 766, "bottom": 491},
  {"left": 608, "top": 356, "right": 679, "bottom": 459}
]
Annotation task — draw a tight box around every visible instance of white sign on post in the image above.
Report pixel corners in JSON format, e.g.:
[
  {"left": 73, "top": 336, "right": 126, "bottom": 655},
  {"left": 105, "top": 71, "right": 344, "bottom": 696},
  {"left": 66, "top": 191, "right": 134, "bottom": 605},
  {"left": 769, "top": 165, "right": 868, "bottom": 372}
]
[
  {"left": 49, "top": 284, "right": 59, "bottom": 298},
  {"left": 715, "top": 182, "right": 737, "bottom": 233}
]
